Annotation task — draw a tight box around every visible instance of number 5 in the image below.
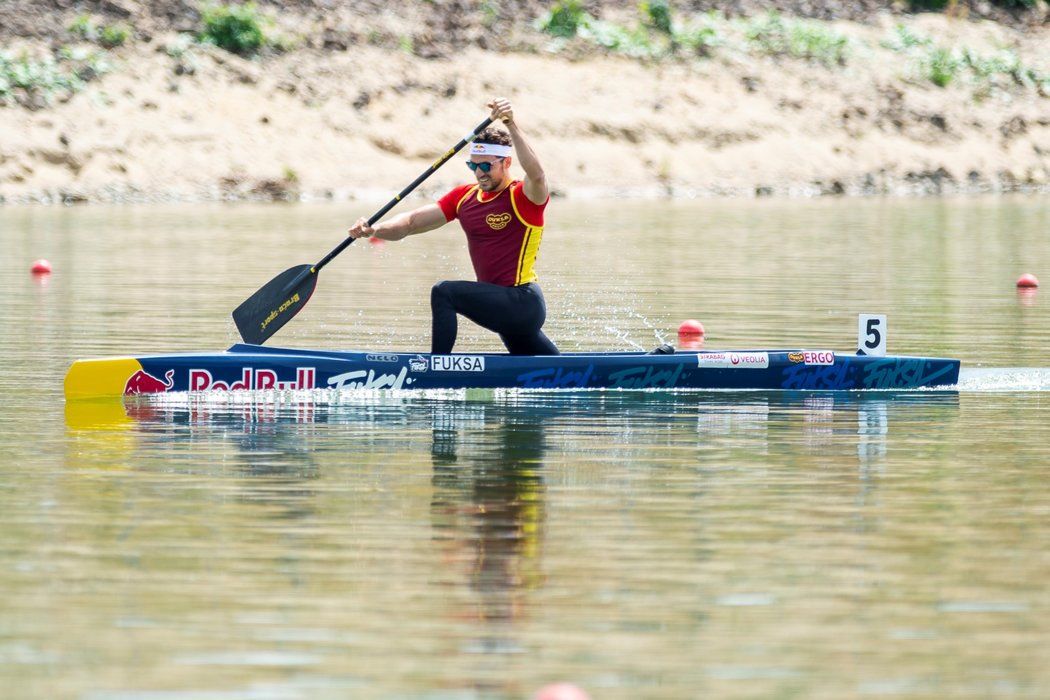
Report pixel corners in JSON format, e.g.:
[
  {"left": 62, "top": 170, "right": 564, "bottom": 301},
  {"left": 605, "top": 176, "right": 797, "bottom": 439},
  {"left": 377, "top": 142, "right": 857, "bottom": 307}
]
[{"left": 857, "top": 314, "right": 887, "bottom": 357}]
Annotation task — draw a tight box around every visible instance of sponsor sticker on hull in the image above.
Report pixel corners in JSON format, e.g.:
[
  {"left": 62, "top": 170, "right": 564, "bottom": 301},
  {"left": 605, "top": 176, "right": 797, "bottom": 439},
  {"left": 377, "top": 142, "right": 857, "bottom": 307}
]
[
  {"left": 189, "top": 367, "right": 317, "bottom": 391},
  {"left": 124, "top": 369, "right": 174, "bottom": 395},
  {"left": 431, "top": 355, "right": 485, "bottom": 372},
  {"left": 366, "top": 354, "right": 400, "bottom": 363},
  {"left": 696, "top": 352, "right": 769, "bottom": 369},
  {"left": 789, "top": 350, "right": 835, "bottom": 365}
]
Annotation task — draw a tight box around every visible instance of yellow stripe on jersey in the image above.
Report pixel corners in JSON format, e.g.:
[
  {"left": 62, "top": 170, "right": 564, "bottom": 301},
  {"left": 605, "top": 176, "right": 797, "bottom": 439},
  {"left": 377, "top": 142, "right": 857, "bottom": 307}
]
[
  {"left": 515, "top": 226, "right": 544, "bottom": 285},
  {"left": 455, "top": 186, "right": 478, "bottom": 215}
]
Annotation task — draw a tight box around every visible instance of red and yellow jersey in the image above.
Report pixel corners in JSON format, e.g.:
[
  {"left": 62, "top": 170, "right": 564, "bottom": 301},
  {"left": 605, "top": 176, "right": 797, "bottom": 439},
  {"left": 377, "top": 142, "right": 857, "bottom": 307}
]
[{"left": 437, "top": 180, "right": 548, "bottom": 287}]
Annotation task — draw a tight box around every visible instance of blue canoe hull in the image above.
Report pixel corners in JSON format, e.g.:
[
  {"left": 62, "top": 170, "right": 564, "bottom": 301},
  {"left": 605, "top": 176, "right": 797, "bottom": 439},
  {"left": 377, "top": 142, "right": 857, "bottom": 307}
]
[{"left": 65, "top": 344, "right": 961, "bottom": 399}]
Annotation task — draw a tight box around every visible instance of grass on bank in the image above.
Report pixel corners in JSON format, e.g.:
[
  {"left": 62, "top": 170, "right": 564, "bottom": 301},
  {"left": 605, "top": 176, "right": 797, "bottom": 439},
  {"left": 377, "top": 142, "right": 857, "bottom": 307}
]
[
  {"left": 69, "top": 14, "right": 132, "bottom": 48},
  {"left": 0, "top": 47, "right": 110, "bottom": 108},
  {"left": 537, "top": 3, "right": 1046, "bottom": 98},
  {"left": 538, "top": 5, "right": 853, "bottom": 64},
  {"left": 882, "top": 24, "right": 1049, "bottom": 94}
]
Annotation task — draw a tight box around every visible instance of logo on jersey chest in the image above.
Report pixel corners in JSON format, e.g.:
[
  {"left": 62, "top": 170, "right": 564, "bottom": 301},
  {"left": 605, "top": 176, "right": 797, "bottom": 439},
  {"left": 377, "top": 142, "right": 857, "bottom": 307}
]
[{"left": 486, "top": 212, "right": 512, "bottom": 230}]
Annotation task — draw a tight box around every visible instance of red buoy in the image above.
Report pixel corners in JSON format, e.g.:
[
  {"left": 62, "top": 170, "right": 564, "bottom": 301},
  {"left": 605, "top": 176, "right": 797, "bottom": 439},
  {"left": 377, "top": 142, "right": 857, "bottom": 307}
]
[
  {"left": 1016, "top": 273, "right": 1039, "bottom": 288},
  {"left": 31, "top": 259, "right": 52, "bottom": 275},
  {"left": 678, "top": 319, "right": 705, "bottom": 337},
  {"left": 533, "top": 684, "right": 591, "bottom": 700}
]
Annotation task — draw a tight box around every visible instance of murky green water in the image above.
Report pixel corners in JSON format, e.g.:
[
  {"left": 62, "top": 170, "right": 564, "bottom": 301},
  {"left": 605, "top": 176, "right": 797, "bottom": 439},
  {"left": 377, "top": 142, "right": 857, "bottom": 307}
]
[{"left": 2, "top": 196, "right": 1049, "bottom": 698}]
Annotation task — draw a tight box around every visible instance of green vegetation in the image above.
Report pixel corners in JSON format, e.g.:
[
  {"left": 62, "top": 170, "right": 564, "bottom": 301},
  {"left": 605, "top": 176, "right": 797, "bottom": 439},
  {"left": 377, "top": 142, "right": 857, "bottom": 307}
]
[
  {"left": 199, "top": 2, "right": 281, "bottom": 56},
  {"left": 882, "top": 24, "right": 1048, "bottom": 92},
  {"left": 744, "top": 12, "right": 850, "bottom": 66},
  {"left": 537, "top": 1, "right": 591, "bottom": 39},
  {"left": 533, "top": 6, "right": 1047, "bottom": 102},
  {"left": 909, "top": 0, "right": 1039, "bottom": 8},
  {"left": 641, "top": 0, "right": 674, "bottom": 35},
  {"left": 0, "top": 47, "right": 110, "bottom": 107},
  {"left": 69, "top": 14, "right": 132, "bottom": 48}
]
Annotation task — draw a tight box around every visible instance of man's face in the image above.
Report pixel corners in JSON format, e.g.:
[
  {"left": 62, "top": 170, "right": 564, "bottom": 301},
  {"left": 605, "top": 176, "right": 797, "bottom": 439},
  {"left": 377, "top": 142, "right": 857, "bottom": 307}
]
[{"left": 469, "top": 155, "right": 509, "bottom": 192}]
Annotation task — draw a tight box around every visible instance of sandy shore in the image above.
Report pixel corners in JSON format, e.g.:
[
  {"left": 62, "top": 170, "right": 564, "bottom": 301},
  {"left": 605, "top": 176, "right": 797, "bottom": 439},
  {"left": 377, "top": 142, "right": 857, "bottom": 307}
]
[{"left": 1, "top": 10, "right": 1048, "bottom": 204}]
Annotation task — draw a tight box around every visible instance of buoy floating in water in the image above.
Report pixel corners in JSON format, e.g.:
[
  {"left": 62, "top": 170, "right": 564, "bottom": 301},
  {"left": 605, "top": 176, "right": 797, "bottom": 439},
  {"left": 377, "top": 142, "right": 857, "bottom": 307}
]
[
  {"left": 677, "top": 319, "right": 705, "bottom": 349},
  {"left": 31, "top": 259, "right": 52, "bottom": 275},
  {"left": 1016, "top": 273, "right": 1039, "bottom": 288},
  {"left": 533, "top": 683, "right": 591, "bottom": 700},
  {"left": 678, "top": 319, "right": 705, "bottom": 337}
]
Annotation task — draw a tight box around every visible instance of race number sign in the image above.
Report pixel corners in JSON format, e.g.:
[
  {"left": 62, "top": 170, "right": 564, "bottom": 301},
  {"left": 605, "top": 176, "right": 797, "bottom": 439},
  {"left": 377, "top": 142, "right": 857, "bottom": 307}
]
[{"left": 857, "top": 314, "right": 887, "bottom": 357}]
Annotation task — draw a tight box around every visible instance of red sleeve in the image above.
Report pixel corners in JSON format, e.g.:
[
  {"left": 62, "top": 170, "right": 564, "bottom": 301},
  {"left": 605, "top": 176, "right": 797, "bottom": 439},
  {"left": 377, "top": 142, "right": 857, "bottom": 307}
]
[
  {"left": 437, "top": 184, "right": 474, "bottom": 222},
  {"left": 512, "top": 181, "right": 549, "bottom": 227}
]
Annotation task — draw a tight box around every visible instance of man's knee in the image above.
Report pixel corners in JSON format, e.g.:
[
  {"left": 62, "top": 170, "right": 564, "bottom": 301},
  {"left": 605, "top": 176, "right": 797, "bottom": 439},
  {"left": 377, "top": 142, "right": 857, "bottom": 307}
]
[{"left": 431, "top": 281, "right": 454, "bottom": 308}]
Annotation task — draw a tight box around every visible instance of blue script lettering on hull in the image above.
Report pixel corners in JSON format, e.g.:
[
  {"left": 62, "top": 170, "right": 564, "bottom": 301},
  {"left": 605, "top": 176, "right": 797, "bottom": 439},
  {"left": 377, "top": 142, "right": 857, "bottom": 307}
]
[
  {"left": 608, "top": 364, "right": 684, "bottom": 389},
  {"left": 861, "top": 358, "right": 957, "bottom": 390},
  {"left": 516, "top": 365, "right": 595, "bottom": 389},
  {"left": 781, "top": 360, "right": 856, "bottom": 390}
]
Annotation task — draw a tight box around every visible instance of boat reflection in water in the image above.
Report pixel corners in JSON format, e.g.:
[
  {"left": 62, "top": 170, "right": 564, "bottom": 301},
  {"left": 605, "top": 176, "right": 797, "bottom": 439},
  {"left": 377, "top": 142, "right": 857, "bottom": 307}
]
[{"left": 63, "top": 388, "right": 961, "bottom": 686}]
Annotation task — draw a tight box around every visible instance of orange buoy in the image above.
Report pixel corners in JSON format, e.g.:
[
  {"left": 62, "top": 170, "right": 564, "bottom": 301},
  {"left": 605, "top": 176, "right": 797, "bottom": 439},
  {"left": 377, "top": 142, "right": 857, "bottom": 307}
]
[
  {"left": 533, "top": 684, "right": 591, "bottom": 700},
  {"left": 678, "top": 319, "right": 704, "bottom": 337},
  {"left": 1016, "top": 273, "right": 1039, "bottom": 288},
  {"left": 31, "top": 259, "right": 52, "bottom": 275}
]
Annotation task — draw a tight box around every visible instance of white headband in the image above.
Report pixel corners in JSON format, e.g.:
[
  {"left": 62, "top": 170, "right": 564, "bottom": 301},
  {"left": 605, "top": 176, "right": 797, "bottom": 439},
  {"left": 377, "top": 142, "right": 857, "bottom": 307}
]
[{"left": 469, "top": 142, "right": 512, "bottom": 157}]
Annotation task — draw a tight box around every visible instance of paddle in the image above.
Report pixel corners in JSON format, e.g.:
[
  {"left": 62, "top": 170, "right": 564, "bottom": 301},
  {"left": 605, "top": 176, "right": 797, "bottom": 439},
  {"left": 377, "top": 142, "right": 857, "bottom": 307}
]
[{"left": 232, "top": 116, "right": 495, "bottom": 345}]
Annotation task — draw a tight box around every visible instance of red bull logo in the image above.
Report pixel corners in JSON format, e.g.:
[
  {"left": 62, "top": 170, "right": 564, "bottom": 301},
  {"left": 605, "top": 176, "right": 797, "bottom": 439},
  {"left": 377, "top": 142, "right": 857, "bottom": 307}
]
[
  {"left": 124, "top": 369, "right": 175, "bottom": 395},
  {"left": 189, "top": 367, "right": 317, "bottom": 392}
]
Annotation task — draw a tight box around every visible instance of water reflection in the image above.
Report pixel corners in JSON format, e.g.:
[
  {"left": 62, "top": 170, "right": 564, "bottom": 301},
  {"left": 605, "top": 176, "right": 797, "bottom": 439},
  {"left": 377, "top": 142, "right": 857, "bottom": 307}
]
[
  {"left": 55, "top": 390, "right": 983, "bottom": 694},
  {"left": 430, "top": 403, "right": 547, "bottom": 651},
  {"left": 64, "top": 390, "right": 962, "bottom": 569}
]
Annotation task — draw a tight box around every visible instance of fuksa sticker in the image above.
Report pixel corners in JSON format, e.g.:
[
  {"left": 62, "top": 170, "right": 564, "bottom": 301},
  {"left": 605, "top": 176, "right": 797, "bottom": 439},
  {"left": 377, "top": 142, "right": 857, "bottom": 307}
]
[{"left": 431, "top": 355, "right": 486, "bottom": 372}]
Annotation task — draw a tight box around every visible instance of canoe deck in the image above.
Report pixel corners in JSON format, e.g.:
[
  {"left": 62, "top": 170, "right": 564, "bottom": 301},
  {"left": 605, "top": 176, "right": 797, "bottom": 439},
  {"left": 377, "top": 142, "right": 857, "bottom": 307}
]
[{"left": 64, "top": 344, "right": 962, "bottom": 400}]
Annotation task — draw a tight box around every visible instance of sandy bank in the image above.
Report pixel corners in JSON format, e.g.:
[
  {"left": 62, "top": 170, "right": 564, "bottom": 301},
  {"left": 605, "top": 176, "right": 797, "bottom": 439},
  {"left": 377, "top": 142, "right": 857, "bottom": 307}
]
[{"left": 1, "top": 11, "right": 1048, "bottom": 204}]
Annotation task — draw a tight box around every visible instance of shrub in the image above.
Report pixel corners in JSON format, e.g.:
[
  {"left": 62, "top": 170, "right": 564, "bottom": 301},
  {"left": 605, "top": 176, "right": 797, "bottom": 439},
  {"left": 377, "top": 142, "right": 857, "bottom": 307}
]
[
  {"left": 641, "top": 0, "right": 673, "bottom": 35},
  {"left": 199, "top": 3, "right": 273, "bottom": 56},
  {"left": 99, "top": 24, "right": 131, "bottom": 48},
  {"left": 925, "top": 46, "right": 960, "bottom": 87},
  {"left": 537, "top": 0, "right": 592, "bottom": 38}
]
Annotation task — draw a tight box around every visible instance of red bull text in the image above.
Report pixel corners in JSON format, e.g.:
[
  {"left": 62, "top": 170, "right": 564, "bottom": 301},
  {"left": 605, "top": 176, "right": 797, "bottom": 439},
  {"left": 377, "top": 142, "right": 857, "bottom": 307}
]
[{"left": 189, "top": 367, "right": 317, "bottom": 392}]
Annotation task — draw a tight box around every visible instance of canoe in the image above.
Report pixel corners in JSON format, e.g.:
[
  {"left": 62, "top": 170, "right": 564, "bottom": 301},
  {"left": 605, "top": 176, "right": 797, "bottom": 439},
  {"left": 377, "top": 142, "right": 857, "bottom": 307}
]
[{"left": 64, "top": 344, "right": 961, "bottom": 400}]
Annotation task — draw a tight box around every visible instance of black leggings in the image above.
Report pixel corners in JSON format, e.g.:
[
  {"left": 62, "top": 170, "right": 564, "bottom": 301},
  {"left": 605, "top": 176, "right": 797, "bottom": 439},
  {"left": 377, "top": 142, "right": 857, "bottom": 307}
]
[{"left": 431, "top": 281, "right": 560, "bottom": 356}]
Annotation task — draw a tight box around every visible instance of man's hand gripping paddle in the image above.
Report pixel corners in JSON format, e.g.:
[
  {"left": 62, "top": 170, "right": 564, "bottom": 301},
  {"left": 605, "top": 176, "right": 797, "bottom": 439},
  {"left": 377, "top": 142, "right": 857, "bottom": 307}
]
[{"left": 232, "top": 116, "right": 494, "bottom": 345}]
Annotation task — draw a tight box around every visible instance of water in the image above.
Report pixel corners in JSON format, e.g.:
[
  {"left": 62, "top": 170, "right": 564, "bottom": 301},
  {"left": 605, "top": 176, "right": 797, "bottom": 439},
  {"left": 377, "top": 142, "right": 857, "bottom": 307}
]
[{"left": 2, "top": 196, "right": 1049, "bottom": 698}]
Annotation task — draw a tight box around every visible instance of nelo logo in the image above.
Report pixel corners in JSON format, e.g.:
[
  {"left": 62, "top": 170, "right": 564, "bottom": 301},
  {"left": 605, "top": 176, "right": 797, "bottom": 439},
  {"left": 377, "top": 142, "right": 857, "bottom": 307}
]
[
  {"left": 486, "top": 213, "right": 511, "bottom": 230},
  {"left": 366, "top": 354, "right": 399, "bottom": 363}
]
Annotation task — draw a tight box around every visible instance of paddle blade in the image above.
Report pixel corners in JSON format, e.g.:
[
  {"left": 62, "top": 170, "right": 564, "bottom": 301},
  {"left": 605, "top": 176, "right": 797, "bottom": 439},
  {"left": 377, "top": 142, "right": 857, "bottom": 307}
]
[{"left": 232, "top": 264, "right": 318, "bottom": 345}]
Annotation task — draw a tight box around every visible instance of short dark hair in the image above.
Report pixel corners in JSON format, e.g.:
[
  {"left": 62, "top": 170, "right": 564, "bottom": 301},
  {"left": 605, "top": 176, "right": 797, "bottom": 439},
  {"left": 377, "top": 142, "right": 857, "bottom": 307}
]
[{"left": 475, "top": 127, "right": 511, "bottom": 147}]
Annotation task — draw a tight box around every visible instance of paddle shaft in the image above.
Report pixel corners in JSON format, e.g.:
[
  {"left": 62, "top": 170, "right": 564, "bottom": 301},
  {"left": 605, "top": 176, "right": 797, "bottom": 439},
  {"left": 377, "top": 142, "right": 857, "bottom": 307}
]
[{"left": 311, "top": 116, "right": 494, "bottom": 274}]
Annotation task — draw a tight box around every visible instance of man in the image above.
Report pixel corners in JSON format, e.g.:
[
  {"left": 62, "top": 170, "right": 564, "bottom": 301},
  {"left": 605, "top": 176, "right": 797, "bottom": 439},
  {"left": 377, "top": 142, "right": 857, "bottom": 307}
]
[{"left": 347, "top": 98, "right": 558, "bottom": 356}]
